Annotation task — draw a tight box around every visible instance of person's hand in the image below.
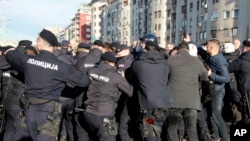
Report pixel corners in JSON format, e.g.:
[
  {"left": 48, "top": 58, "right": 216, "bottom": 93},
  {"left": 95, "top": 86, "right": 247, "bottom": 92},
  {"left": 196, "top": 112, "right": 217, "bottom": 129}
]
[
  {"left": 183, "top": 34, "right": 191, "bottom": 43},
  {"left": 208, "top": 69, "right": 212, "bottom": 76}
]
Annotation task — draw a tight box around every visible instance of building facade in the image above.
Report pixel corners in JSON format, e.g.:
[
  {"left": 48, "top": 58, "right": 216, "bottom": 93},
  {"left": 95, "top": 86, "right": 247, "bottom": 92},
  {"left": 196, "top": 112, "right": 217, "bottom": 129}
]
[{"left": 63, "top": 0, "right": 250, "bottom": 47}]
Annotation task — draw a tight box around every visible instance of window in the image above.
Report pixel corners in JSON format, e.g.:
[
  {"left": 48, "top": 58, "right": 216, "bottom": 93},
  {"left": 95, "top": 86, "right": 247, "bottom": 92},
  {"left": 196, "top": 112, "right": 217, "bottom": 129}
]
[
  {"left": 167, "top": 10, "right": 171, "bottom": 17},
  {"left": 86, "top": 28, "right": 91, "bottom": 32},
  {"left": 86, "top": 34, "right": 91, "bottom": 38},
  {"left": 232, "top": 28, "right": 238, "bottom": 36},
  {"left": 133, "top": 0, "right": 136, "bottom": 4},
  {"left": 211, "top": 30, "right": 216, "bottom": 38},
  {"left": 211, "top": 12, "right": 219, "bottom": 21},
  {"left": 197, "top": 1, "right": 199, "bottom": 10},
  {"left": 224, "top": 29, "right": 229, "bottom": 37},
  {"left": 190, "top": 2, "right": 193, "bottom": 12},
  {"left": 203, "top": 31, "right": 207, "bottom": 39},
  {"left": 189, "top": 18, "right": 192, "bottom": 26},
  {"left": 154, "top": 11, "right": 157, "bottom": 19},
  {"left": 224, "top": 11, "right": 230, "bottom": 19},
  {"left": 158, "top": 24, "right": 161, "bottom": 30},
  {"left": 213, "top": 0, "right": 219, "bottom": 3},
  {"left": 233, "top": 9, "right": 239, "bottom": 18},
  {"left": 155, "top": 24, "right": 157, "bottom": 31},
  {"left": 124, "top": 0, "right": 128, "bottom": 6},
  {"left": 158, "top": 10, "right": 161, "bottom": 18},
  {"left": 199, "top": 31, "right": 206, "bottom": 39},
  {"left": 204, "top": 13, "right": 208, "bottom": 21},
  {"left": 99, "top": 7, "right": 102, "bottom": 11},
  {"left": 158, "top": 37, "right": 161, "bottom": 43}
]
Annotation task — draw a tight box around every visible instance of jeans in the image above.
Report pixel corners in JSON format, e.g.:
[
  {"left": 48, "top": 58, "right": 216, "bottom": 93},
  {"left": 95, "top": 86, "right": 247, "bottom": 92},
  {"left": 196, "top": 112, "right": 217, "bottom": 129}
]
[
  {"left": 210, "top": 91, "right": 230, "bottom": 141},
  {"left": 167, "top": 108, "right": 198, "bottom": 141}
]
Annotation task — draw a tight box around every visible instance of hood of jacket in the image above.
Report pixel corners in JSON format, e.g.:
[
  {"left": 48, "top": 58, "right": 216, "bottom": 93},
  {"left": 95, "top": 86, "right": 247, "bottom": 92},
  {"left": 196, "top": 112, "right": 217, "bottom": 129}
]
[{"left": 139, "top": 50, "right": 165, "bottom": 64}]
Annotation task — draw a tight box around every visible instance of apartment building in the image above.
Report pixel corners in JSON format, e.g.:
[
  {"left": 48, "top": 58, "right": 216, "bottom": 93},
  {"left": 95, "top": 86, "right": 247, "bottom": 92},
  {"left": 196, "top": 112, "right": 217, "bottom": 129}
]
[
  {"left": 89, "top": 0, "right": 250, "bottom": 46},
  {"left": 91, "top": 1, "right": 107, "bottom": 41},
  {"left": 171, "top": 0, "right": 250, "bottom": 45}
]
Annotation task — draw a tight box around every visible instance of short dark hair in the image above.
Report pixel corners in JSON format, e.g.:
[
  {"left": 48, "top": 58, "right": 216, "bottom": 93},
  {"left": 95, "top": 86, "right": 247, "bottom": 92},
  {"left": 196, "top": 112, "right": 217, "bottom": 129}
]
[{"left": 177, "top": 42, "right": 189, "bottom": 51}]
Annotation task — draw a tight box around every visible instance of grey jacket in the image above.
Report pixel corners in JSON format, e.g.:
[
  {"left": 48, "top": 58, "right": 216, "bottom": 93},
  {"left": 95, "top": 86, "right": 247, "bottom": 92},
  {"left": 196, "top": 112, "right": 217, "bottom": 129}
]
[{"left": 167, "top": 50, "right": 208, "bottom": 110}]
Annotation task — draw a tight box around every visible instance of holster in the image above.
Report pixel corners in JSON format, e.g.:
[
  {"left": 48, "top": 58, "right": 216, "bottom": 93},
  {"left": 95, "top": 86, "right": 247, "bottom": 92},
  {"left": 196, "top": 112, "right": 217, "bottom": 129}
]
[{"left": 152, "top": 108, "right": 166, "bottom": 122}]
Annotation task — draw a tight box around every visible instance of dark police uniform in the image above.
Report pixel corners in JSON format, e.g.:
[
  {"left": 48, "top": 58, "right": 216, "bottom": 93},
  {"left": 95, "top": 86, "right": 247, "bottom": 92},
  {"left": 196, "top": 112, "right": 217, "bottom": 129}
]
[
  {"left": 6, "top": 46, "right": 90, "bottom": 141},
  {"left": 83, "top": 60, "right": 133, "bottom": 141},
  {"left": 2, "top": 42, "right": 31, "bottom": 141},
  {"left": 53, "top": 48, "right": 77, "bottom": 141},
  {"left": 74, "top": 47, "right": 103, "bottom": 141}
]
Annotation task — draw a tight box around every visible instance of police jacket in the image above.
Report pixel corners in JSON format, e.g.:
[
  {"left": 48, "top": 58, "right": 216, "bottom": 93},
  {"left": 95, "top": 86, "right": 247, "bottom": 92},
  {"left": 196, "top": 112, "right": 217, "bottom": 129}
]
[
  {"left": 116, "top": 54, "right": 134, "bottom": 72},
  {"left": 198, "top": 48, "right": 230, "bottom": 91},
  {"left": 131, "top": 50, "right": 172, "bottom": 110},
  {"left": 74, "top": 51, "right": 88, "bottom": 61},
  {"left": 53, "top": 49, "right": 78, "bottom": 100},
  {"left": 228, "top": 51, "right": 250, "bottom": 93},
  {"left": 85, "top": 62, "right": 133, "bottom": 117},
  {"left": 167, "top": 50, "right": 208, "bottom": 110},
  {"left": 75, "top": 48, "right": 102, "bottom": 72},
  {"left": 4, "top": 70, "right": 25, "bottom": 110},
  {"left": 53, "top": 49, "right": 75, "bottom": 65},
  {"left": 6, "top": 47, "right": 90, "bottom": 101}
]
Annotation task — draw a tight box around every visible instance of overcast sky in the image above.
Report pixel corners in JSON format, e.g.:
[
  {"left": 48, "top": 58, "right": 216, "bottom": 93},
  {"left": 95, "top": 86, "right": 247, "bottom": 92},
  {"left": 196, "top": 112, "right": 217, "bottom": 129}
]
[{"left": 0, "top": 0, "right": 91, "bottom": 41}]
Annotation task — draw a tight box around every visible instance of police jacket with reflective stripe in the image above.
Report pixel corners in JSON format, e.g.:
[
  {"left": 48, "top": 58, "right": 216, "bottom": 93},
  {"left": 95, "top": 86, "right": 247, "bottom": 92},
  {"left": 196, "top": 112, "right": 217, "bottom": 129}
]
[
  {"left": 85, "top": 62, "right": 133, "bottom": 117},
  {"left": 6, "top": 47, "right": 90, "bottom": 101}
]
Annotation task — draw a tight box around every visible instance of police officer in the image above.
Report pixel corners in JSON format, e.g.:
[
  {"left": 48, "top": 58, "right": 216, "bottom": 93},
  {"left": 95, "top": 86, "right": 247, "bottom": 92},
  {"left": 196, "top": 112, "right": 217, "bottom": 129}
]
[
  {"left": 83, "top": 52, "right": 133, "bottom": 141},
  {"left": 3, "top": 41, "right": 33, "bottom": 141},
  {"left": 53, "top": 40, "right": 77, "bottom": 141},
  {"left": 131, "top": 34, "right": 172, "bottom": 141},
  {"left": 74, "top": 43, "right": 91, "bottom": 60},
  {"left": 5, "top": 29, "right": 90, "bottom": 141},
  {"left": 229, "top": 40, "right": 250, "bottom": 125},
  {"left": 74, "top": 40, "right": 106, "bottom": 141},
  {"left": 112, "top": 44, "right": 139, "bottom": 141}
]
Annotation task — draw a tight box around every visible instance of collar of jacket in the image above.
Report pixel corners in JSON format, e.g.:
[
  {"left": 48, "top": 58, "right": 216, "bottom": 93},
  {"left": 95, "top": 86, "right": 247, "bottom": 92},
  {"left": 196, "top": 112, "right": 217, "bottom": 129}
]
[
  {"left": 99, "top": 62, "right": 116, "bottom": 71},
  {"left": 178, "top": 49, "right": 190, "bottom": 55},
  {"left": 39, "top": 50, "right": 58, "bottom": 59},
  {"left": 90, "top": 48, "right": 103, "bottom": 57}
]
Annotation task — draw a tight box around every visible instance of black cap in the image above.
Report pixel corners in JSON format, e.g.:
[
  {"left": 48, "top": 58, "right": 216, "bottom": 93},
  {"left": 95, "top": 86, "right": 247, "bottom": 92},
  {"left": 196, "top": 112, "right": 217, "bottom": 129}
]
[
  {"left": 115, "top": 44, "right": 129, "bottom": 53},
  {"left": 78, "top": 43, "right": 91, "bottom": 49},
  {"left": 101, "top": 52, "right": 117, "bottom": 63},
  {"left": 243, "top": 40, "right": 250, "bottom": 47},
  {"left": 25, "top": 45, "right": 38, "bottom": 54},
  {"left": 39, "top": 29, "right": 58, "bottom": 47},
  {"left": 60, "top": 40, "right": 71, "bottom": 47},
  {"left": 93, "top": 40, "right": 104, "bottom": 47},
  {"left": 18, "top": 40, "right": 32, "bottom": 47},
  {"left": 110, "top": 42, "right": 120, "bottom": 48}
]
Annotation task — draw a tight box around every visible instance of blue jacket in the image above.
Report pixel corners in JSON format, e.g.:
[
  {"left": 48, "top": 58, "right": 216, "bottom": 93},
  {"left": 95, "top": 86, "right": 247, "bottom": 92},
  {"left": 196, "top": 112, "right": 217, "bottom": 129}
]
[{"left": 198, "top": 48, "right": 230, "bottom": 91}]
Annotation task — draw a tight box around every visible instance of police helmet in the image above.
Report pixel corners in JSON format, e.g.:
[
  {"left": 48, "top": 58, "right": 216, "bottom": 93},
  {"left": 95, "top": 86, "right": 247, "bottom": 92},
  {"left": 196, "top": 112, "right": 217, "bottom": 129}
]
[
  {"left": 140, "top": 34, "right": 159, "bottom": 49},
  {"left": 140, "top": 34, "right": 158, "bottom": 44}
]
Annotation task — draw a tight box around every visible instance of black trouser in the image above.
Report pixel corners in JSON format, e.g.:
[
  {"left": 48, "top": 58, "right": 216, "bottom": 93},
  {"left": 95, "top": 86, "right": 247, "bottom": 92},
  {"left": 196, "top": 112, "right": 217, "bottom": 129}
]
[
  {"left": 83, "top": 112, "right": 116, "bottom": 141},
  {"left": 167, "top": 108, "right": 198, "bottom": 141}
]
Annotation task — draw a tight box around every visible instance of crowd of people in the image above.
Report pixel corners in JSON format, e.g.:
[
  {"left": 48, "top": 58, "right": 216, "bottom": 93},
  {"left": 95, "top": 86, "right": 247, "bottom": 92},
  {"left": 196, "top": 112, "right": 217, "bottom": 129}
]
[{"left": 0, "top": 29, "right": 249, "bottom": 141}]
